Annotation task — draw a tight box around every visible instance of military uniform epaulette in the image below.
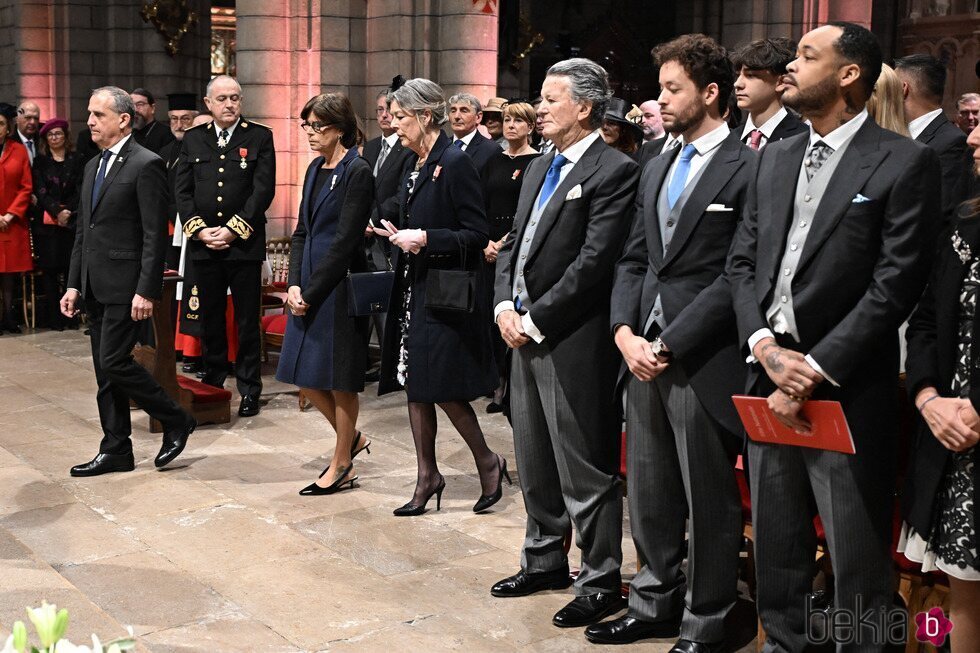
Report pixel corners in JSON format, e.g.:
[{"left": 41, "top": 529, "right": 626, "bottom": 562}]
[
  {"left": 183, "top": 121, "right": 211, "bottom": 132},
  {"left": 240, "top": 119, "right": 271, "bottom": 130}
]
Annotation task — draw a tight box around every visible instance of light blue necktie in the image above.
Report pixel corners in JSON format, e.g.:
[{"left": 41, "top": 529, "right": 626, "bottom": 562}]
[
  {"left": 667, "top": 144, "right": 697, "bottom": 208},
  {"left": 91, "top": 150, "right": 112, "bottom": 206},
  {"left": 537, "top": 153, "right": 568, "bottom": 209}
]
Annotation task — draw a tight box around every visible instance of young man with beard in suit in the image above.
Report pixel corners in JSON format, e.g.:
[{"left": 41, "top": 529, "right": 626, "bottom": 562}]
[
  {"left": 731, "top": 37, "right": 807, "bottom": 151},
  {"left": 61, "top": 86, "right": 196, "bottom": 477},
  {"left": 727, "top": 23, "right": 941, "bottom": 651},
  {"left": 896, "top": 54, "right": 969, "bottom": 228},
  {"left": 587, "top": 34, "right": 757, "bottom": 652},
  {"left": 489, "top": 57, "right": 640, "bottom": 629}
]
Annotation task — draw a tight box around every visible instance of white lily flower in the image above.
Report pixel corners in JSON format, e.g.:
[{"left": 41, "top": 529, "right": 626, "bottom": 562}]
[
  {"left": 2, "top": 634, "right": 16, "bottom": 653},
  {"left": 26, "top": 602, "right": 58, "bottom": 648}
]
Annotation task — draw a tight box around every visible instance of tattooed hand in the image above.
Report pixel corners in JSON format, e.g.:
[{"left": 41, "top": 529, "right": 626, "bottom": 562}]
[
  {"left": 753, "top": 337, "right": 823, "bottom": 397},
  {"left": 768, "top": 389, "right": 812, "bottom": 433}
]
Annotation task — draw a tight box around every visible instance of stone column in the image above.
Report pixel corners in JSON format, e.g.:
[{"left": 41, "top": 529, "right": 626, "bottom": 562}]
[{"left": 4, "top": 0, "right": 210, "bottom": 129}]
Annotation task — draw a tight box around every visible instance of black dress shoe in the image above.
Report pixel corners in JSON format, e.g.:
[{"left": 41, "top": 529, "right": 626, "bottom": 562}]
[
  {"left": 490, "top": 567, "right": 572, "bottom": 597},
  {"left": 70, "top": 452, "right": 136, "bottom": 477},
  {"left": 669, "top": 638, "right": 726, "bottom": 653},
  {"left": 585, "top": 614, "right": 682, "bottom": 644},
  {"left": 181, "top": 358, "right": 201, "bottom": 373},
  {"left": 155, "top": 417, "right": 196, "bottom": 468},
  {"left": 552, "top": 592, "right": 626, "bottom": 628},
  {"left": 238, "top": 394, "right": 260, "bottom": 417}
]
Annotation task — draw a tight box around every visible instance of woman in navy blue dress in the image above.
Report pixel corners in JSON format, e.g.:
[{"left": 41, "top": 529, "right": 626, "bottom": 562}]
[{"left": 276, "top": 93, "right": 375, "bottom": 495}]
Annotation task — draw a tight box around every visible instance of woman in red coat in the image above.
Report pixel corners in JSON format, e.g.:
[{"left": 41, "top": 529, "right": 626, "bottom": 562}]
[{"left": 0, "top": 103, "right": 33, "bottom": 333}]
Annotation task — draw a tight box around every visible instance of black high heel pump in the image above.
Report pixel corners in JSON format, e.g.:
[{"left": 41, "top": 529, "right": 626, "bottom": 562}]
[
  {"left": 393, "top": 475, "right": 446, "bottom": 516},
  {"left": 473, "top": 455, "right": 512, "bottom": 513}
]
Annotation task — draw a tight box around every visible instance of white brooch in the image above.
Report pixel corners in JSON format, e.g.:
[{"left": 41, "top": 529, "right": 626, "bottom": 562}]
[{"left": 952, "top": 230, "right": 972, "bottom": 263}]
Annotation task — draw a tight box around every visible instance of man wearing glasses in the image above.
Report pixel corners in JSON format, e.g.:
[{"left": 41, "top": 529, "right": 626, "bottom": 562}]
[
  {"left": 158, "top": 93, "right": 199, "bottom": 267},
  {"left": 175, "top": 75, "right": 277, "bottom": 417},
  {"left": 130, "top": 88, "right": 175, "bottom": 154}
]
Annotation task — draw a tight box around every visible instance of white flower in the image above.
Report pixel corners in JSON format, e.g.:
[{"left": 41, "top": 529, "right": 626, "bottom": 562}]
[
  {"left": 2, "top": 634, "right": 16, "bottom": 653},
  {"left": 26, "top": 602, "right": 68, "bottom": 649}
]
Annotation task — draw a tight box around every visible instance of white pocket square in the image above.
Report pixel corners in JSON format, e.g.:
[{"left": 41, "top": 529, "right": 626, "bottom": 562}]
[
  {"left": 852, "top": 193, "right": 872, "bottom": 203},
  {"left": 706, "top": 203, "right": 733, "bottom": 212},
  {"left": 565, "top": 184, "right": 583, "bottom": 201}
]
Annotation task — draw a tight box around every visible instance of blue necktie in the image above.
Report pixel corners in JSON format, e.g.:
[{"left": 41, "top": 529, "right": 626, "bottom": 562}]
[
  {"left": 454, "top": 139, "right": 465, "bottom": 149},
  {"left": 667, "top": 144, "right": 697, "bottom": 208},
  {"left": 91, "top": 150, "right": 112, "bottom": 206},
  {"left": 537, "top": 153, "right": 568, "bottom": 209}
]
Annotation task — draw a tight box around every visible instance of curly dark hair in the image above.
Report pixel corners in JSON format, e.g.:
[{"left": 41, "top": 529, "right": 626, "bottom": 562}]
[{"left": 652, "top": 34, "right": 735, "bottom": 111}]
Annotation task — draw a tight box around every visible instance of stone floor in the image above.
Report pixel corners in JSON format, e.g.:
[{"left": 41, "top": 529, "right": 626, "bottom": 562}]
[{"left": 0, "top": 329, "right": 759, "bottom": 652}]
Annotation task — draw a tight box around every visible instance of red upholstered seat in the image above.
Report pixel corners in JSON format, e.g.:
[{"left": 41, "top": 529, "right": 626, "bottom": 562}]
[
  {"left": 261, "top": 313, "right": 287, "bottom": 335},
  {"left": 177, "top": 375, "right": 232, "bottom": 404}
]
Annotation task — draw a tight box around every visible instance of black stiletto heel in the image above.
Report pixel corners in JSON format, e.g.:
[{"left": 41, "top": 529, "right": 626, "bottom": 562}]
[
  {"left": 300, "top": 465, "right": 358, "bottom": 495},
  {"left": 473, "top": 455, "right": 510, "bottom": 513},
  {"left": 393, "top": 475, "right": 446, "bottom": 516}
]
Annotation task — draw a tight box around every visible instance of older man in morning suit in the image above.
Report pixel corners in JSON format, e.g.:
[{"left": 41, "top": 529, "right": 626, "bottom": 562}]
[
  {"left": 61, "top": 86, "right": 196, "bottom": 477},
  {"left": 727, "top": 23, "right": 941, "bottom": 651},
  {"left": 588, "top": 34, "right": 757, "bottom": 652},
  {"left": 490, "top": 58, "right": 640, "bottom": 629}
]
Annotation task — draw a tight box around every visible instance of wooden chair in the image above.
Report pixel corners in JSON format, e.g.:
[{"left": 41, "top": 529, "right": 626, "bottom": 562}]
[{"left": 260, "top": 236, "right": 309, "bottom": 411}]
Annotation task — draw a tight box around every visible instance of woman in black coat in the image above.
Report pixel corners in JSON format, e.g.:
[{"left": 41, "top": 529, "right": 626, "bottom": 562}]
[
  {"left": 33, "top": 118, "right": 84, "bottom": 330},
  {"left": 275, "top": 93, "right": 375, "bottom": 496},
  {"left": 902, "top": 124, "right": 980, "bottom": 651},
  {"left": 375, "top": 78, "right": 509, "bottom": 516}
]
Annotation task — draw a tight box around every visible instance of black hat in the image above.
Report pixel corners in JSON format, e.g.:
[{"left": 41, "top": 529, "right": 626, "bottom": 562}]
[
  {"left": 0, "top": 102, "right": 16, "bottom": 122},
  {"left": 167, "top": 92, "right": 197, "bottom": 112},
  {"left": 603, "top": 97, "right": 643, "bottom": 139}
]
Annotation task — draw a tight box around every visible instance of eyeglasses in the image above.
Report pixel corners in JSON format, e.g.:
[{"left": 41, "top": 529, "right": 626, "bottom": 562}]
[
  {"left": 300, "top": 120, "right": 333, "bottom": 133},
  {"left": 375, "top": 107, "right": 389, "bottom": 115},
  {"left": 169, "top": 115, "right": 196, "bottom": 125},
  {"left": 133, "top": 101, "right": 150, "bottom": 109},
  {"left": 46, "top": 131, "right": 65, "bottom": 139}
]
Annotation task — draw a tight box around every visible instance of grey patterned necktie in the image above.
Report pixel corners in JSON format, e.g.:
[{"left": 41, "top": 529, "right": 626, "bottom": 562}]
[
  {"left": 375, "top": 139, "right": 390, "bottom": 175},
  {"left": 804, "top": 141, "right": 832, "bottom": 181}
]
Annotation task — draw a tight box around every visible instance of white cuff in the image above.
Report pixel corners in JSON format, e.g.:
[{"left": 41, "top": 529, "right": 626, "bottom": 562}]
[
  {"left": 746, "top": 328, "right": 775, "bottom": 363},
  {"left": 493, "top": 300, "right": 515, "bottom": 324},
  {"left": 522, "top": 312, "right": 545, "bottom": 343},
  {"left": 805, "top": 354, "right": 839, "bottom": 387}
]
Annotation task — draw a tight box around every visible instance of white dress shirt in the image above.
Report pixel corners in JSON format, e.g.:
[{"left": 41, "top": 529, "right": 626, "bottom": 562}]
[
  {"left": 740, "top": 106, "right": 788, "bottom": 148},
  {"left": 666, "top": 122, "right": 730, "bottom": 189},
  {"left": 746, "top": 109, "right": 870, "bottom": 386},
  {"left": 101, "top": 133, "right": 133, "bottom": 175},
  {"left": 493, "top": 130, "right": 604, "bottom": 342},
  {"left": 908, "top": 107, "right": 943, "bottom": 140},
  {"left": 453, "top": 129, "right": 478, "bottom": 151}
]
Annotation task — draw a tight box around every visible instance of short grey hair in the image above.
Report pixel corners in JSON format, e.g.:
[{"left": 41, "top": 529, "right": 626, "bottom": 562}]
[
  {"left": 545, "top": 58, "right": 612, "bottom": 130},
  {"left": 92, "top": 86, "right": 136, "bottom": 122},
  {"left": 206, "top": 75, "right": 242, "bottom": 98},
  {"left": 958, "top": 92, "right": 980, "bottom": 107},
  {"left": 388, "top": 78, "right": 448, "bottom": 126},
  {"left": 447, "top": 93, "right": 482, "bottom": 113}
]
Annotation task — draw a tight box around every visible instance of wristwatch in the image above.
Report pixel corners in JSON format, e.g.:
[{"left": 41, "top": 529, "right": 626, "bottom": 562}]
[{"left": 650, "top": 337, "right": 673, "bottom": 361}]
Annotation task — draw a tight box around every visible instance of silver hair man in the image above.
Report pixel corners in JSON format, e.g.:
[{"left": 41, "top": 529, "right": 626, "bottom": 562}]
[
  {"left": 545, "top": 58, "right": 612, "bottom": 130},
  {"left": 91, "top": 86, "right": 136, "bottom": 123}
]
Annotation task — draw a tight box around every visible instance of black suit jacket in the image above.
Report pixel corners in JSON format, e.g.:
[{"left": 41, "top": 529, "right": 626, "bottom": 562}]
[
  {"left": 133, "top": 120, "right": 176, "bottom": 155},
  {"left": 728, "top": 119, "right": 941, "bottom": 451},
  {"left": 68, "top": 136, "right": 169, "bottom": 304},
  {"left": 460, "top": 131, "right": 499, "bottom": 174},
  {"left": 362, "top": 135, "right": 413, "bottom": 225},
  {"left": 175, "top": 117, "right": 276, "bottom": 261},
  {"left": 903, "top": 212, "right": 980, "bottom": 538},
  {"left": 612, "top": 135, "right": 757, "bottom": 437},
  {"left": 494, "top": 137, "right": 639, "bottom": 442},
  {"left": 915, "top": 112, "right": 968, "bottom": 226},
  {"left": 726, "top": 111, "right": 808, "bottom": 150},
  {"left": 638, "top": 136, "right": 668, "bottom": 168},
  {"left": 157, "top": 138, "right": 183, "bottom": 224}
]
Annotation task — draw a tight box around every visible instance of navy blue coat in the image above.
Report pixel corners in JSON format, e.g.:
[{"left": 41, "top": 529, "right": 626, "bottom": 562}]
[
  {"left": 276, "top": 149, "right": 374, "bottom": 391},
  {"left": 378, "top": 131, "right": 497, "bottom": 402}
]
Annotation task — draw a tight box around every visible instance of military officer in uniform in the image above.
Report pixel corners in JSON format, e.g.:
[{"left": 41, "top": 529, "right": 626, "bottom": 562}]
[{"left": 174, "top": 75, "right": 276, "bottom": 416}]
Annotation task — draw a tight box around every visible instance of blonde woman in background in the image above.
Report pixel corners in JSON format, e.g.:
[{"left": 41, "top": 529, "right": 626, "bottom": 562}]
[{"left": 868, "top": 64, "right": 910, "bottom": 137}]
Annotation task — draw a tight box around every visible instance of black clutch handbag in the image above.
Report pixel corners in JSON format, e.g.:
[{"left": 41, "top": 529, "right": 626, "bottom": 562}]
[
  {"left": 347, "top": 270, "right": 394, "bottom": 316},
  {"left": 424, "top": 234, "right": 477, "bottom": 313}
]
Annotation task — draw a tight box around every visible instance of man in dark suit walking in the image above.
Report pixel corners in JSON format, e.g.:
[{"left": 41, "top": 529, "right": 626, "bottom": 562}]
[
  {"left": 61, "top": 86, "right": 196, "bottom": 477},
  {"left": 448, "top": 93, "right": 499, "bottom": 173},
  {"left": 730, "top": 38, "right": 807, "bottom": 151},
  {"left": 727, "top": 23, "right": 941, "bottom": 651},
  {"left": 896, "top": 54, "right": 969, "bottom": 227},
  {"left": 588, "top": 35, "right": 756, "bottom": 652},
  {"left": 175, "top": 75, "right": 276, "bottom": 417},
  {"left": 490, "top": 58, "right": 640, "bottom": 629}
]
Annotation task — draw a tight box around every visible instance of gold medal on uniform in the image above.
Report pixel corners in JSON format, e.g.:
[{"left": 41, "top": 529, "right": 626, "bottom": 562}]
[{"left": 239, "top": 147, "right": 248, "bottom": 169}]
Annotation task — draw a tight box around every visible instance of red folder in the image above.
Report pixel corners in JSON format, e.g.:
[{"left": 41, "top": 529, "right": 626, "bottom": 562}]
[{"left": 732, "top": 395, "right": 856, "bottom": 454}]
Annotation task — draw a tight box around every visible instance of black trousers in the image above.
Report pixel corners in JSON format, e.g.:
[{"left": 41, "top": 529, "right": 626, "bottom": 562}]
[
  {"left": 85, "top": 297, "right": 188, "bottom": 455},
  {"left": 195, "top": 258, "right": 262, "bottom": 397}
]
